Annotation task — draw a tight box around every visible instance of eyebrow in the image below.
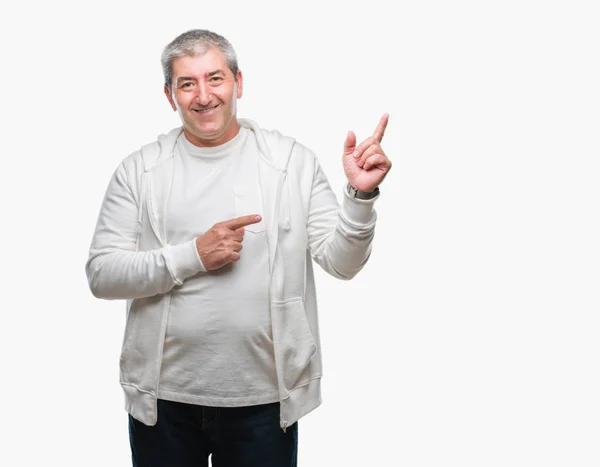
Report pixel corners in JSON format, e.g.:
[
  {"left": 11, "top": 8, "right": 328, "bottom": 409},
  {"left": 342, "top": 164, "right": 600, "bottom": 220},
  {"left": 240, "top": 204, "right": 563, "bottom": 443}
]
[
  {"left": 176, "top": 77, "right": 195, "bottom": 85},
  {"left": 177, "top": 70, "right": 225, "bottom": 80}
]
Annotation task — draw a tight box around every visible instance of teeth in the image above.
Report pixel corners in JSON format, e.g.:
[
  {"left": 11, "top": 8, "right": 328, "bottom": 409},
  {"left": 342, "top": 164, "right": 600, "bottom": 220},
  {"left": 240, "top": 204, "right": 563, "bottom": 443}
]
[{"left": 198, "top": 105, "right": 217, "bottom": 113}]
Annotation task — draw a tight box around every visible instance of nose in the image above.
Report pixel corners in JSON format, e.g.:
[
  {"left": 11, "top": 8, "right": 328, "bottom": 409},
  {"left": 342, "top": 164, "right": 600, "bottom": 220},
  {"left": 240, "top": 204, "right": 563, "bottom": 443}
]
[{"left": 194, "top": 82, "right": 213, "bottom": 106}]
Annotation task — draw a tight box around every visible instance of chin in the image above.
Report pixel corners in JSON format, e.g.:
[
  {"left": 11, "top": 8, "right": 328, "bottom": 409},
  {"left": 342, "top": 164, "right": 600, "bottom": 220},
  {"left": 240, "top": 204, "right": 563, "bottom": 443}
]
[{"left": 193, "top": 122, "right": 222, "bottom": 136}]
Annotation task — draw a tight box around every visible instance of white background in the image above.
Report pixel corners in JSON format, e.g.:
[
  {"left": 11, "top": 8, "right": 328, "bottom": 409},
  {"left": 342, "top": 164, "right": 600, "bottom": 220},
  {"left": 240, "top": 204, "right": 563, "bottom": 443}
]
[{"left": 1, "top": 0, "right": 599, "bottom": 466}]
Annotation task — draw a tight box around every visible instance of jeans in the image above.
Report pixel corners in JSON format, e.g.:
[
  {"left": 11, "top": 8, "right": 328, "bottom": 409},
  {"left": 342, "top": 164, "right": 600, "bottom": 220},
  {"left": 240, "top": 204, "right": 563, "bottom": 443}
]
[{"left": 128, "top": 399, "right": 298, "bottom": 467}]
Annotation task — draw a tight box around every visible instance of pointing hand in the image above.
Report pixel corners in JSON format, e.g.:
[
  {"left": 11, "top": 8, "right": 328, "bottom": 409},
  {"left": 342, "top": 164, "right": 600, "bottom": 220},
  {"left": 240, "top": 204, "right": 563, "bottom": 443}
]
[
  {"left": 342, "top": 114, "right": 392, "bottom": 193},
  {"left": 195, "top": 214, "right": 262, "bottom": 270}
]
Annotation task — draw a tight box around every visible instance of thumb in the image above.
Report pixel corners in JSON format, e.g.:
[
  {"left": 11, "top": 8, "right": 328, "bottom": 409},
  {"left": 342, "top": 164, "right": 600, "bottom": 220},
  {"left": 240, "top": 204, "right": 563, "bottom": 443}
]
[{"left": 343, "top": 130, "right": 356, "bottom": 157}]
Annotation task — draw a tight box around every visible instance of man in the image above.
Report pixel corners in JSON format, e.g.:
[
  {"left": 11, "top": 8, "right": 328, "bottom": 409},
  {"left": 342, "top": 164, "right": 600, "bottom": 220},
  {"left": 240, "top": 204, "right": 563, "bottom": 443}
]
[{"left": 86, "top": 29, "right": 391, "bottom": 467}]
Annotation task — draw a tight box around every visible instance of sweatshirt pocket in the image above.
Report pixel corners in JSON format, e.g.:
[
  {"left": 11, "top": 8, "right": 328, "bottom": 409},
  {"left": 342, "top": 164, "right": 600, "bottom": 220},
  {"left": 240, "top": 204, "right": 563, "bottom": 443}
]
[
  {"left": 234, "top": 192, "right": 266, "bottom": 233},
  {"left": 271, "top": 297, "right": 318, "bottom": 391}
]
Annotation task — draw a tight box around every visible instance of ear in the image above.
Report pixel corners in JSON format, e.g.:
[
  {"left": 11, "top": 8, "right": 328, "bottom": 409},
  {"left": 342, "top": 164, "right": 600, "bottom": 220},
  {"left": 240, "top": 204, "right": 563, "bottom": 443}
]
[
  {"left": 164, "top": 85, "right": 177, "bottom": 111},
  {"left": 236, "top": 70, "right": 243, "bottom": 99}
]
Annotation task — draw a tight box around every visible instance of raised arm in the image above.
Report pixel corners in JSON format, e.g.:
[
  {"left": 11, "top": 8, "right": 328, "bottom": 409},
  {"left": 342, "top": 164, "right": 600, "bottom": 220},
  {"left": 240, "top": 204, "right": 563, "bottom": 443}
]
[{"left": 307, "top": 114, "right": 392, "bottom": 280}]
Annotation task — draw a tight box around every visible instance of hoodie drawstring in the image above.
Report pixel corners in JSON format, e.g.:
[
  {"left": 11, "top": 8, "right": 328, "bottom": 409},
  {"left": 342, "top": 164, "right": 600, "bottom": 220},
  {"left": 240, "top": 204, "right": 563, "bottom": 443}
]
[{"left": 282, "top": 169, "right": 291, "bottom": 231}]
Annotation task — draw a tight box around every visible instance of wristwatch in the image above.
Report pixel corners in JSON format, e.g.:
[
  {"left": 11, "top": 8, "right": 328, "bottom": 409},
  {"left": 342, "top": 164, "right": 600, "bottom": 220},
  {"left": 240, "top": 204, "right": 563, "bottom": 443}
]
[{"left": 346, "top": 183, "right": 380, "bottom": 200}]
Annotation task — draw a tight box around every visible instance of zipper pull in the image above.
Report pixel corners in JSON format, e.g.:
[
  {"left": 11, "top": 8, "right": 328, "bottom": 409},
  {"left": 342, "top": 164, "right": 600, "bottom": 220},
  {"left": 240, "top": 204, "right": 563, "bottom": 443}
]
[{"left": 281, "top": 421, "right": 288, "bottom": 433}]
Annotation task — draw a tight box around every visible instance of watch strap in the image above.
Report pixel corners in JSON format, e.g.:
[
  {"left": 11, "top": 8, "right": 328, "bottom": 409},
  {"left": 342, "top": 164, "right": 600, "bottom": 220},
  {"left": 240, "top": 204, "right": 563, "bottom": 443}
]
[{"left": 346, "top": 183, "right": 380, "bottom": 200}]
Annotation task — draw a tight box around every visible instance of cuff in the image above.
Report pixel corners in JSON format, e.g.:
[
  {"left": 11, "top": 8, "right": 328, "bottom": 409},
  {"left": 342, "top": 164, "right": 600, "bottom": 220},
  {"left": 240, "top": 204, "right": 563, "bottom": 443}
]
[
  {"left": 163, "top": 238, "right": 206, "bottom": 284},
  {"left": 341, "top": 185, "right": 379, "bottom": 225}
]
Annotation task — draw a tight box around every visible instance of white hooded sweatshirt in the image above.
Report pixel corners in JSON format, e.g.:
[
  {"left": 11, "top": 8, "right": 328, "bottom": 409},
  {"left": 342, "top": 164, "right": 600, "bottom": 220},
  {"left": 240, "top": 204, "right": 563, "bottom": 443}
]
[{"left": 85, "top": 119, "right": 379, "bottom": 431}]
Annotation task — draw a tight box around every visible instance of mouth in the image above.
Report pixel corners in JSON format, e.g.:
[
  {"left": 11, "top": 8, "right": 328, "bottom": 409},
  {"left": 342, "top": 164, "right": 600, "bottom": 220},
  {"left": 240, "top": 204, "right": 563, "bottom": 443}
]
[{"left": 193, "top": 103, "right": 220, "bottom": 114}]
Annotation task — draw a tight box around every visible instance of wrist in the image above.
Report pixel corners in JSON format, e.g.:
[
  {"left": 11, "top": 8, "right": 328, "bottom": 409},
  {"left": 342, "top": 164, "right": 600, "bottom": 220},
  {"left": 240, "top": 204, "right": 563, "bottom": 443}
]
[{"left": 346, "top": 183, "right": 380, "bottom": 200}]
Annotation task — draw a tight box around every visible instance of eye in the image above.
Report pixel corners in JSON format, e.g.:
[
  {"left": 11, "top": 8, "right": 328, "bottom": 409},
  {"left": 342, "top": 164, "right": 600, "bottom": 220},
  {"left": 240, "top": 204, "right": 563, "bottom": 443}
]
[
  {"left": 210, "top": 76, "right": 223, "bottom": 83},
  {"left": 179, "top": 82, "right": 194, "bottom": 89}
]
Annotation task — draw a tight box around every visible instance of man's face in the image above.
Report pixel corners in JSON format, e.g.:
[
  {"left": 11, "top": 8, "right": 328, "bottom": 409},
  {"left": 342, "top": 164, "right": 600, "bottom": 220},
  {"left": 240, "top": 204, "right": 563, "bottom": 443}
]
[{"left": 164, "top": 48, "right": 243, "bottom": 147}]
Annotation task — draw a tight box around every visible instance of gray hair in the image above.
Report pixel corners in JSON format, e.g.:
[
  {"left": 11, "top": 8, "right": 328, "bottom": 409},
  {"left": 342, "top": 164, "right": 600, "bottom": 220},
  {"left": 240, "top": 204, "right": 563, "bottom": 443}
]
[{"left": 161, "top": 29, "right": 239, "bottom": 92}]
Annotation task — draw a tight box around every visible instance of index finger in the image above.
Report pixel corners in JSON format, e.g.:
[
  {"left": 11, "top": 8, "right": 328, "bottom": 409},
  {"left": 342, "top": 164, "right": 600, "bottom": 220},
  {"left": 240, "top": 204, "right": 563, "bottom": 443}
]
[
  {"left": 221, "top": 214, "right": 262, "bottom": 231},
  {"left": 372, "top": 113, "right": 389, "bottom": 143}
]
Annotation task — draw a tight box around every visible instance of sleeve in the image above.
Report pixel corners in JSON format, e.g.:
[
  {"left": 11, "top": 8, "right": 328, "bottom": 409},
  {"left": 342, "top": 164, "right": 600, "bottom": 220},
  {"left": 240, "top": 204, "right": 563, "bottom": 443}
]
[
  {"left": 85, "top": 161, "right": 206, "bottom": 300},
  {"left": 306, "top": 154, "right": 378, "bottom": 280}
]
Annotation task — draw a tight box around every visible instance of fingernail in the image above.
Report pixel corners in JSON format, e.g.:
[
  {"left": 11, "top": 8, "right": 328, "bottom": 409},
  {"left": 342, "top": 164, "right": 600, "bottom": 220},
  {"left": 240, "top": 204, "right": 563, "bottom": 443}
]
[
  {"left": 353, "top": 152, "right": 359, "bottom": 158},
  {"left": 255, "top": 215, "right": 261, "bottom": 221}
]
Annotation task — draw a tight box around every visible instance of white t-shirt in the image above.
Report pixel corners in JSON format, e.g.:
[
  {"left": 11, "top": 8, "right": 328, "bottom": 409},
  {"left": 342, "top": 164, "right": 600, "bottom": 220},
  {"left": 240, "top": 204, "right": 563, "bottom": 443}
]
[{"left": 158, "top": 128, "right": 279, "bottom": 407}]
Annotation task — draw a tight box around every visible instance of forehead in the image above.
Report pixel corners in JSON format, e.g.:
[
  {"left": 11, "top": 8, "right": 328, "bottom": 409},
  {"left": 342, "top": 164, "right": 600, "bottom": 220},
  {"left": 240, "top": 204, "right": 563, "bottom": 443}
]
[{"left": 171, "top": 48, "right": 230, "bottom": 78}]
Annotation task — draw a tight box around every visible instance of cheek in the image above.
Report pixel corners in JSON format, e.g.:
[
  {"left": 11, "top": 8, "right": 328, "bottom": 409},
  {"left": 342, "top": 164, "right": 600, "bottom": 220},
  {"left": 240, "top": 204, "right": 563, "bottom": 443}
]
[
  {"left": 222, "top": 89, "right": 237, "bottom": 109},
  {"left": 173, "top": 93, "right": 191, "bottom": 109}
]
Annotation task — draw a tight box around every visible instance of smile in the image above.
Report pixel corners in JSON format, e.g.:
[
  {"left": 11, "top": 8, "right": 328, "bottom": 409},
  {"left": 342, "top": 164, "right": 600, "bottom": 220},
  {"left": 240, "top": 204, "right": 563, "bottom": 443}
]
[{"left": 193, "top": 104, "right": 220, "bottom": 114}]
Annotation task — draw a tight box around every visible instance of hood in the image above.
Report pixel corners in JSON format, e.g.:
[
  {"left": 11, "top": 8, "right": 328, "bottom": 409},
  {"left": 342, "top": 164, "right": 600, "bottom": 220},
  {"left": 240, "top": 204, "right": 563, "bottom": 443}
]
[
  {"left": 238, "top": 118, "right": 296, "bottom": 173},
  {"left": 140, "top": 127, "right": 184, "bottom": 173}
]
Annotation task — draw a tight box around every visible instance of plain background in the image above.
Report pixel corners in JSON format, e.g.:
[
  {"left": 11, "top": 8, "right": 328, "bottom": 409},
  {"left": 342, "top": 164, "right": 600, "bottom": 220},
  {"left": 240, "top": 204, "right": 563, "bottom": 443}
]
[{"left": 1, "top": 0, "right": 599, "bottom": 465}]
